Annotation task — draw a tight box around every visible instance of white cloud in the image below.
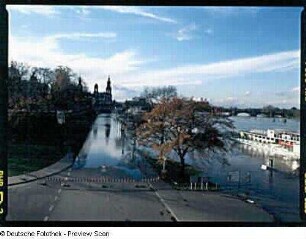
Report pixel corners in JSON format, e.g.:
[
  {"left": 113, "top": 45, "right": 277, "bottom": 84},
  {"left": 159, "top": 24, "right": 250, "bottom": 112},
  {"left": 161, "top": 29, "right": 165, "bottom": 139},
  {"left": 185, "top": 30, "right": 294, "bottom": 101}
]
[
  {"left": 119, "top": 50, "right": 299, "bottom": 88},
  {"left": 74, "top": 7, "right": 91, "bottom": 16},
  {"left": 244, "top": 91, "right": 251, "bottom": 96},
  {"left": 211, "top": 96, "right": 240, "bottom": 107},
  {"left": 7, "top": 5, "right": 177, "bottom": 24},
  {"left": 291, "top": 86, "right": 300, "bottom": 93},
  {"left": 202, "top": 7, "right": 259, "bottom": 16},
  {"left": 175, "top": 23, "right": 197, "bottom": 41},
  {"left": 9, "top": 34, "right": 145, "bottom": 97},
  {"left": 275, "top": 87, "right": 300, "bottom": 99},
  {"left": 7, "top": 5, "right": 58, "bottom": 16},
  {"left": 50, "top": 32, "right": 117, "bottom": 41},
  {"left": 94, "top": 6, "right": 177, "bottom": 24},
  {"left": 9, "top": 30, "right": 299, "bottom": 101},
  {"left": 226, "top": 96, "right": 237, "bottom": 102}
]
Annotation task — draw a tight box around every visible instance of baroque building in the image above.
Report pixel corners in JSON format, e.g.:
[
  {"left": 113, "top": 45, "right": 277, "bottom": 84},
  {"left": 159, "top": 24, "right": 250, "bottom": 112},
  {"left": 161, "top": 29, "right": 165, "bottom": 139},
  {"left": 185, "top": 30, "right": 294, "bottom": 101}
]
[{"left": 93, "top": 76, "right": 113, "bottom": 113}]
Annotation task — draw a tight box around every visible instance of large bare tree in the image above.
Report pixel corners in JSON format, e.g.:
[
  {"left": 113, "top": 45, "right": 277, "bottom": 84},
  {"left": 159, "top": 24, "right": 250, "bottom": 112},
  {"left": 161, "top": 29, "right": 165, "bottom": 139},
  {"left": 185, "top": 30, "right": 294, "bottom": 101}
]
[{"left": 137, "top": 97, "right": 234, "bottom": 176}]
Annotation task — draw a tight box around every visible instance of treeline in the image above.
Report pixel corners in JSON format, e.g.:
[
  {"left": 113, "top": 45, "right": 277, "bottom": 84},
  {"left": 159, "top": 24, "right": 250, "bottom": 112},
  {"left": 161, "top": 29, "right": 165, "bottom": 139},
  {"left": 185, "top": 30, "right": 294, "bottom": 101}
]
[
  {"left": 261, "top": 105, "right": 300, "bottom": 118},
  {"left": 7, "top": 62, "right": 96, "bottom": 175},
  {"left": 8, "top": 61, "right": 90, "bottom": 111}
]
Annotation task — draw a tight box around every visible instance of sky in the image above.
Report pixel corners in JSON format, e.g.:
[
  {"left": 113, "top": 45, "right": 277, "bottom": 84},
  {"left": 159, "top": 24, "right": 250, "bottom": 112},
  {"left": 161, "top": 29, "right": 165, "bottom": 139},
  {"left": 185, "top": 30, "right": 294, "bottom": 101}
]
[{"left": 7, "top": 6, "right": 302, "bottom": 108}]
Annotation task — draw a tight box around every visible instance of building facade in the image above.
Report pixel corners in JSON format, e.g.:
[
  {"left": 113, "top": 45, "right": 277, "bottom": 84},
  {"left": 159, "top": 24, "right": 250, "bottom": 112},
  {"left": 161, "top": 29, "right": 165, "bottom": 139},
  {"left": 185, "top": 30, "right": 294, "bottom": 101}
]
[{"left": 93, "top": 76, "right": 113, "bottom": 113}]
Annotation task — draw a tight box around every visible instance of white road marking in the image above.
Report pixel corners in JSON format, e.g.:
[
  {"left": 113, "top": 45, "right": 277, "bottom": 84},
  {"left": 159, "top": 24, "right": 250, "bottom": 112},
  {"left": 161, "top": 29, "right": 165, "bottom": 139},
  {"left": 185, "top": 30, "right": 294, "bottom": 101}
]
[
  {"left": 148, "top": 183, "right": 179, "bottom": 222},
  {"left": 54, "top": 196, "right": 58, "bottom": 201},
  {"left": 43, "top": 216, "right": 49, "bottom": 221},
  {"left": 58, "top": 189, "right": 62, "bottom": 194}
]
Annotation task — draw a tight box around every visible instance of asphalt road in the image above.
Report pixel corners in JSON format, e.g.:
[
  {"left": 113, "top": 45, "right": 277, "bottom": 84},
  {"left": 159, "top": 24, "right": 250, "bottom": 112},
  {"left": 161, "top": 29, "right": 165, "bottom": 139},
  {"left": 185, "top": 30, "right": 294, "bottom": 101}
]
[
  {"left": 7, "top": 167, "right": 274, "bottom": 222},
  {"left": 7, "top": 168, "right": 172, "bottom": 221}
]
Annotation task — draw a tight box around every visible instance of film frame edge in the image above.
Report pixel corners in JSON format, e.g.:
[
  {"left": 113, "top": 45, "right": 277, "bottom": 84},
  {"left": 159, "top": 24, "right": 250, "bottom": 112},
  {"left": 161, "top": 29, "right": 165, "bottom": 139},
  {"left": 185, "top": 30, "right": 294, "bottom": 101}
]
[
  {"left": 0, "top": 2, "right": 8, "bottom": 224},
  {"left": 1, "top": 0, "right": 306, "bottom": 225}
]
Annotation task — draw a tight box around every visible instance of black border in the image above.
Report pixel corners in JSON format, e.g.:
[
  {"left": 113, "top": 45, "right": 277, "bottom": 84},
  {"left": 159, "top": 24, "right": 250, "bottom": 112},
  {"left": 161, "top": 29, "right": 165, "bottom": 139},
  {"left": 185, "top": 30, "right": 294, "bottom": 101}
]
[
  {"left": 0, "top": 3, "right": 8, "bottom": 227},
  {"left": 2, "top": 0, "right": 306, "bottom": 6},
  {"left": 1, "top": 0, "right": 306, "bottom": 227},
  {"left": 301, "top": 8, "right": 306, "bottom": 224}
]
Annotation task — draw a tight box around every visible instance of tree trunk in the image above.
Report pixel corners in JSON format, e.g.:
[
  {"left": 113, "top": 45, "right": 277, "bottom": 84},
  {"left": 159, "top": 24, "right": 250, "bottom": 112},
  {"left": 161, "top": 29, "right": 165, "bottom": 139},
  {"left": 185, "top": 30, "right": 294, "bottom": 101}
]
[{"left": 179, "top": 155, "right": 185, "bottom": 178}]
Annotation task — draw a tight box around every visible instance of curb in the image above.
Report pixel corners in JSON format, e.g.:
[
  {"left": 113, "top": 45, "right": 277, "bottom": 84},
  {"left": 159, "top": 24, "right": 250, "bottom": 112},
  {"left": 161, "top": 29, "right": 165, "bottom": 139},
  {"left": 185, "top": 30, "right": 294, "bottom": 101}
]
[{"left": 8, "top": 157, "right": 74, "bottom": 187}]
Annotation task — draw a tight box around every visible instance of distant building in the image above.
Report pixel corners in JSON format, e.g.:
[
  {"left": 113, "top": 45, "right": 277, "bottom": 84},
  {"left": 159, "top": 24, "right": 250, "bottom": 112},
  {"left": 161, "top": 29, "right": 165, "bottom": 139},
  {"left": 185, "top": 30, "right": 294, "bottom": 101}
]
[
  {"left": 124, "top": 97, "right": 152, "bottom": 115},
  {"left": 93, "top": 76, "right": 113, "bottom": 113}
]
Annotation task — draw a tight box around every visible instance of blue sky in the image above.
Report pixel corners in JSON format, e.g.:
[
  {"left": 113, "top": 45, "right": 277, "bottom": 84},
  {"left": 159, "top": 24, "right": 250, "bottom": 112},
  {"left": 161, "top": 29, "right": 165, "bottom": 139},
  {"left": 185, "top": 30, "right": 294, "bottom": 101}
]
[{"left": 7, "top": 6, "right": 302, "bottom": 108}]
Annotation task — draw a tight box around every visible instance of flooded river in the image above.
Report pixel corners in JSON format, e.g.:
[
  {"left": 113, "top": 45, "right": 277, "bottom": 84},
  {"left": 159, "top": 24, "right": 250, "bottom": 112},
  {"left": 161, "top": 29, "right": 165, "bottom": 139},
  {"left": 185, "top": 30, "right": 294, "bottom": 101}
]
[
  {"left": 75, "top": 114, "right": 300, "bottom": 222},
  {"left": 193, "top": 116, "right": 300, "bottom": 222}
]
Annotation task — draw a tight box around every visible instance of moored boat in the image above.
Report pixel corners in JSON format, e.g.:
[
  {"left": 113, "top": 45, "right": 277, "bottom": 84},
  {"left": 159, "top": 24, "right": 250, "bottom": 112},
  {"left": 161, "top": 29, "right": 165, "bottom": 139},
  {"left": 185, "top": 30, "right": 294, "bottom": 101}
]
[{"left": 233, "top": 129, "right": 300, "bottom": 159}]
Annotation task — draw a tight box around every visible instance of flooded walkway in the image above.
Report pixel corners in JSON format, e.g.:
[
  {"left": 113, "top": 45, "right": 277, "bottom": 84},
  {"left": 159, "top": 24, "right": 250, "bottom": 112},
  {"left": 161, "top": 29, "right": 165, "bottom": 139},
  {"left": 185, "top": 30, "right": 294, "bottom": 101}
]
[{"left": 73, "top": 114, "right": 157, "bottom": 180}]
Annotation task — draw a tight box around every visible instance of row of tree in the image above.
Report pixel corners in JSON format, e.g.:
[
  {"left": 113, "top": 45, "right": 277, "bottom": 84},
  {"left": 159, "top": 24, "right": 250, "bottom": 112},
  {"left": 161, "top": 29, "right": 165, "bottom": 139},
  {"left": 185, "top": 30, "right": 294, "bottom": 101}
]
[{"left": 8, "top": 61, "right": 89, "bottom": 111}]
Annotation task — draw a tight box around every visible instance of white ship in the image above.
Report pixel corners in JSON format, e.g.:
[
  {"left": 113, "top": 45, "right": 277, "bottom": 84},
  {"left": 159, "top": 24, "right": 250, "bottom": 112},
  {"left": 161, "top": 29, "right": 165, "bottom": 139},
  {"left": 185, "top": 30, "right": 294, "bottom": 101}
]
[{"left": 234, "top": 129, "right": 300, "bottom": 160}]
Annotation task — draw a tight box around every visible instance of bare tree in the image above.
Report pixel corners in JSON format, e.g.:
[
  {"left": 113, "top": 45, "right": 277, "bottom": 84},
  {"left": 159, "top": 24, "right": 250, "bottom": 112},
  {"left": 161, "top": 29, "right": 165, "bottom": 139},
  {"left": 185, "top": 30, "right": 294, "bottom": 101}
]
[
  {"left": 141, "top": 86, "right": 177, "bottom": 106},
  {"left": 137, "top": 97, "right": 234, "bottom": 176}
]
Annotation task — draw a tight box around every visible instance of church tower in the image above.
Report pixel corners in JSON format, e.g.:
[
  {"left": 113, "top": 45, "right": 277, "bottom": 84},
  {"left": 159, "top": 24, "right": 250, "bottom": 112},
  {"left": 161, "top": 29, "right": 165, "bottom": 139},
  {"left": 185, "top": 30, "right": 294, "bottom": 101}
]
[
  {"left": 106, "top": 75, "right": 112, "bottom": 95},
  {"left": 78, "top": 77, "right": 83, "bottom": 92},
  {"left": 94, "top": 83, "right": 98, "bottom": 95}
]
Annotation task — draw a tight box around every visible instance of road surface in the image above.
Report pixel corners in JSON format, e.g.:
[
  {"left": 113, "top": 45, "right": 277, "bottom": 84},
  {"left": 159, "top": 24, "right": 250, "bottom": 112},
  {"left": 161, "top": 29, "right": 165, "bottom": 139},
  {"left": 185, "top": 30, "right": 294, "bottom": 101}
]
[{"left": 7, "top": 167, "right": 273, "bottom": 222}]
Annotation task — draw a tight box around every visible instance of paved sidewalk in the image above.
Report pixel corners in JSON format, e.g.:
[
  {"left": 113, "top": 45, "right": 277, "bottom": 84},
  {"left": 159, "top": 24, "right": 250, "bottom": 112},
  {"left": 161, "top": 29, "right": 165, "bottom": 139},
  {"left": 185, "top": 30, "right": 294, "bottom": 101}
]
[
  {"left": 8, "top": 153, "right": 74, "bottom": 186},
  {"left": 150, "top": 180, "right": 274, "bottom": 222}
]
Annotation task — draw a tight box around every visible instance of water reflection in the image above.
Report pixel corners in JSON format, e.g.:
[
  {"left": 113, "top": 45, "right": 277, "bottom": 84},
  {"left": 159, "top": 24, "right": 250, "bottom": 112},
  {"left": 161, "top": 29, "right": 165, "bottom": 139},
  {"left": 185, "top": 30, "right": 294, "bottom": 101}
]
[
  {"left": 105, "top": 124, "right": 110, "bottom": 145},
  {"left": 236, "top": 143, "right": 300, "bottom": 173},
  {"left": 93, "top": 126, "right": 98, "bottom": 139},
  {"left": 72, "top": 114, "right": 154, "bottom": 180},
  {"left": 121, "top": 132, "right": 125, "bottom": 155}
]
